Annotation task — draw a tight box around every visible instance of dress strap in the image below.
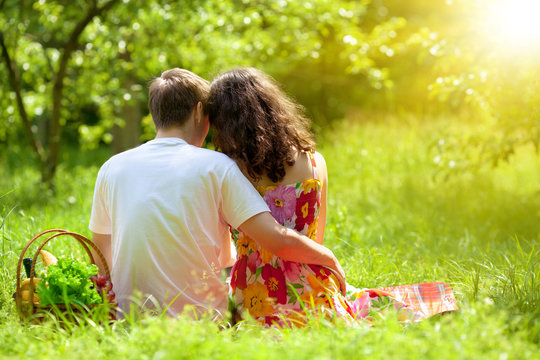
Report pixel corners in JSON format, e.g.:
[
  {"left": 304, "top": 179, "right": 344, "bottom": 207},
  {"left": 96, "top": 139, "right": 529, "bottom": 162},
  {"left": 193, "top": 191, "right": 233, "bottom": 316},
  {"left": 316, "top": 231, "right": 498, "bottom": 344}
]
[{"left": 308, "top": 152, "right": 318, "bottom": 180}]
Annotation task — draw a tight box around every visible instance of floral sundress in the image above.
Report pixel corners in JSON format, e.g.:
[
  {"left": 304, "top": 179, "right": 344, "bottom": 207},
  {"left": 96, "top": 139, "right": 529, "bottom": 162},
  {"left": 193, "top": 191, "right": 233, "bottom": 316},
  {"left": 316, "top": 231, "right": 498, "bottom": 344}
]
[{"left": 229, "top": 153, "right": 458, "bottom": 326}]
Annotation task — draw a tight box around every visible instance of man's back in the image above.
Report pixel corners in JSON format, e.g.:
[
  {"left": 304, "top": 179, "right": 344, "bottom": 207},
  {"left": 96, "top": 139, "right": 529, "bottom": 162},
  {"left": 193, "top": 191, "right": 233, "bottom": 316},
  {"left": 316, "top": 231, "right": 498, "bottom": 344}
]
[{"left": 90, "top": 137, "right": 268, "bottom": 317}]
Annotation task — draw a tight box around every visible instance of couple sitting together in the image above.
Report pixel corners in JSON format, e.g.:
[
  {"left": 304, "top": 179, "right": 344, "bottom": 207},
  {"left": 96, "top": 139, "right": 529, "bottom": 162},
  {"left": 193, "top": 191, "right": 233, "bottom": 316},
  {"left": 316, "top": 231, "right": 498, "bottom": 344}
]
[{"left": 89, "top": 67, "right": 457, "bottom": 326}]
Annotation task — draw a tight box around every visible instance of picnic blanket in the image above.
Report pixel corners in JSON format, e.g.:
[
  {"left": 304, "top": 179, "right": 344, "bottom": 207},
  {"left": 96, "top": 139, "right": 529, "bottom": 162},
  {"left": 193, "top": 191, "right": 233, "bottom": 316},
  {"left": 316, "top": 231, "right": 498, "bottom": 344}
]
[{"left": 348, "top": 281, "right": 458, "bottom": 322}]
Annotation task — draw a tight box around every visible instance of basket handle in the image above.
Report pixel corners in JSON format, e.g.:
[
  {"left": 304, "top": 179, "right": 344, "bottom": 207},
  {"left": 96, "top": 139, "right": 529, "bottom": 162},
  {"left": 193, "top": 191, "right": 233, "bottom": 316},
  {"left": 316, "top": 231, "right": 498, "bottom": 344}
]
[
  {"left": 15, "top": 229, "right": 67, "bottom": 304},
  {"left": 15, "top": 229, "right": 112, "bottom": 316}
]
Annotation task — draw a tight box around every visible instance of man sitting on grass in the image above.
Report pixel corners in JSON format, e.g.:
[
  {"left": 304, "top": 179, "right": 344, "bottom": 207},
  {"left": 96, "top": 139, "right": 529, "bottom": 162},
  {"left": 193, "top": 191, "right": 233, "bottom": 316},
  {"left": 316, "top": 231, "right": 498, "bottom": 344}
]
[{"left": 89, "top": 68, "right": 345, "bottom": 319}]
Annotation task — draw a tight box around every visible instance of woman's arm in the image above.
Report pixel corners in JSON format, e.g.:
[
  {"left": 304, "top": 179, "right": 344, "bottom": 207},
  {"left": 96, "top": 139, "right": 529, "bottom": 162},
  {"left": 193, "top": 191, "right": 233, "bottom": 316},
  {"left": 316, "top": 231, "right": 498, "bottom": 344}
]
[
  {"left": 239, "top": 211, "right": 346, "bottom": 294},
  {"left": 314, "top": 151, "right": 328, "bottom": 245}
]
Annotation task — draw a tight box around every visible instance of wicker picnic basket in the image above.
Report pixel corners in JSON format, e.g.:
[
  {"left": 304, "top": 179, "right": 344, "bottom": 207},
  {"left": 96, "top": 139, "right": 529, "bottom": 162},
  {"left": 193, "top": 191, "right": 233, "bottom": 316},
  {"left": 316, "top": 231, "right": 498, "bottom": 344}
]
[{"left": 14, "top": 229, "right": 118, "bottom": 322}]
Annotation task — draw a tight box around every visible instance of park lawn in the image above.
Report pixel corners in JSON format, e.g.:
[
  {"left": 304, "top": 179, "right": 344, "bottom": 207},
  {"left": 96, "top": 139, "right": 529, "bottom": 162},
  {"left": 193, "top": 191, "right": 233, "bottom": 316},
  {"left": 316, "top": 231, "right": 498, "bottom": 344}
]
[{"left": 0, "top": 114, "right": 539, "bottom": 359}]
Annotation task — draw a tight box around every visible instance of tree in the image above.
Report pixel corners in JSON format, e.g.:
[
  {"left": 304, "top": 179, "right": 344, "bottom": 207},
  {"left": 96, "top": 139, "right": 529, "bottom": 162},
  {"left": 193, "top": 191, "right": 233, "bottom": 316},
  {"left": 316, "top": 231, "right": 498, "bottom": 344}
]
[
  {"left": 1, "top": 0, "right": 407, "bottom": 186},
  {"left": 380, "top": 0, "right": 540, "bottom": 173},
  {"left": 0, "top": 0, "right": 120, "bottom": 186}
]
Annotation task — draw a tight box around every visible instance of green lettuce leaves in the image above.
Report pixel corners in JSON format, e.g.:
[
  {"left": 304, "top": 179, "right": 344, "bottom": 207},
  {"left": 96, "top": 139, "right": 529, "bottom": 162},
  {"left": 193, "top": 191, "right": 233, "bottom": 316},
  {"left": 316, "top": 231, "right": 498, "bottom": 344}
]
[{"left": 36, "top": 258, "right": 102, "bottom": 306}]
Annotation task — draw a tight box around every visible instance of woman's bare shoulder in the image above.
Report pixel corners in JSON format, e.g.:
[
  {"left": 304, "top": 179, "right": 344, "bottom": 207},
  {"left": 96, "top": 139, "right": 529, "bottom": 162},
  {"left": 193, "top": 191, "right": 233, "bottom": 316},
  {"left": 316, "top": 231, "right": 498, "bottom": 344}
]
[
  {"left": 313, "top": 151, "right": 328, "bottom": 183},
  {"left": 313, "top": 151, "right": 327, "bottom": 167}
]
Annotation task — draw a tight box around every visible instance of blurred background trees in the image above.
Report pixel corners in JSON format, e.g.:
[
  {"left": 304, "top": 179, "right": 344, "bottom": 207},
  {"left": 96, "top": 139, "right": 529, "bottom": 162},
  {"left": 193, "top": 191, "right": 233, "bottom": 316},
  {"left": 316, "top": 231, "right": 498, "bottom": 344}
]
[{"left": 1, "top": 0, "right": 539, "bottom": 187}]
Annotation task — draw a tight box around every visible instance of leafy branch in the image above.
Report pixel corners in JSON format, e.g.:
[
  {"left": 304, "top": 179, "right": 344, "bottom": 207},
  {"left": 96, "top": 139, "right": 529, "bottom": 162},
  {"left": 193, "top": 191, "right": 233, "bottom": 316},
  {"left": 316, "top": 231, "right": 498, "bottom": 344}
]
[
  {"left": 0, "top": 31, "right": 46, "bottom": 161},
  {"left": 0, "top": 0, "right": 121, "bottom": 186}
]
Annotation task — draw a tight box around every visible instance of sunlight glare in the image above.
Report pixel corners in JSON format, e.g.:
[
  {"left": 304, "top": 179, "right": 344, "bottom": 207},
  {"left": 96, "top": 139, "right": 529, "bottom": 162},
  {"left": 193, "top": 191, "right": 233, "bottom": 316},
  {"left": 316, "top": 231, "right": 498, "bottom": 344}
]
[{"left": 484, "top": 0, "right": 540, "bottom": 51}]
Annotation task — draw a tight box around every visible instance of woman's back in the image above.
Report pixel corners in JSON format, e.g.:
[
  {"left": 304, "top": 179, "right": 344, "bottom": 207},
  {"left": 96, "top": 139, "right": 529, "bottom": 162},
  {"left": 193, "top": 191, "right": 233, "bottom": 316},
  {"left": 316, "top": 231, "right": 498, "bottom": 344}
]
[
  {"left": 229, "top": 151, "right": 352, "bottom": 325},
  {"left": 246, "top": 151, "right": 328, "bottom": 245}
]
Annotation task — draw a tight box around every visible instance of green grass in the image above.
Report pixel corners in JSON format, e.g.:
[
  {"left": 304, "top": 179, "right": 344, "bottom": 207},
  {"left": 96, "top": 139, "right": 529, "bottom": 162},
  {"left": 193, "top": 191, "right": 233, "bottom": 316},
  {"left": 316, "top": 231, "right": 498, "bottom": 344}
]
[{"left": 1, "top": 115, "right": 539, "bottom": 359}]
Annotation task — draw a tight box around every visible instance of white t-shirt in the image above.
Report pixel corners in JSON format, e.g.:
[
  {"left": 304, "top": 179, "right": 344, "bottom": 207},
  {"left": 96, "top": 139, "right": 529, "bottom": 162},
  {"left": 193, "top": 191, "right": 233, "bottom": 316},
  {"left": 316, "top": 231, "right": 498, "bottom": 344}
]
[{"left": 89, "top": 137, "right": 269, "bottom": 317}]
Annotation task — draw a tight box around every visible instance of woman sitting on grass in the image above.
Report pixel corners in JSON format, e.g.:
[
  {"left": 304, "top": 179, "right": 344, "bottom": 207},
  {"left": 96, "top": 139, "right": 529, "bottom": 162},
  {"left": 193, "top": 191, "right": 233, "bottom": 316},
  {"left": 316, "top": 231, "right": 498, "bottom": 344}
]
[{"left": 206, "top": 67, "right": 458, "bottom": 326}]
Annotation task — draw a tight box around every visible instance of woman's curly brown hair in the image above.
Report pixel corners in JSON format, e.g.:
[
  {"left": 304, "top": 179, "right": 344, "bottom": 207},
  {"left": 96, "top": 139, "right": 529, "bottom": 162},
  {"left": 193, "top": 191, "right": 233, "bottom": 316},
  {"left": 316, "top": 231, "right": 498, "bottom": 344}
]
[{"left": 206, "top": 67, "right": 315, "bottom": 183}]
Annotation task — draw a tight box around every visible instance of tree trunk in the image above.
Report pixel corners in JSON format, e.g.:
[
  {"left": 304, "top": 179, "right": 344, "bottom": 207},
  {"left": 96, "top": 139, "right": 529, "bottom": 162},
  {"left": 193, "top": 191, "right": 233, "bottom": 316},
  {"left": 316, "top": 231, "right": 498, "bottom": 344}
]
[
  {"left": 0, "top": 31, "right": 45, "bottom": 162},
  {"left": 112, "top": 79, "right": 142, "bottom": 154},
  {"left": 41, "top": 0, "right": 120, "bottom": 187}
]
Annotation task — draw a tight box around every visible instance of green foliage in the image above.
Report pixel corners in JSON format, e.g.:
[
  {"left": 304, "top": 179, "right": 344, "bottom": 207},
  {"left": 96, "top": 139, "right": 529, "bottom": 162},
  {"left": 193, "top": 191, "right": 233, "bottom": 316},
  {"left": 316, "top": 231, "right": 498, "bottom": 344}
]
[
  {"left": 2, "top": 0, "right": 539, "bottom": 185},
  {"left": 37, "top": 258, "right": 101, "bottom": 306},
  {"left": 391, "top": 0, "right": 540, "bottom": 172},
  {"left": 1, "top": 0, "right": 405, "bottom": 184}
]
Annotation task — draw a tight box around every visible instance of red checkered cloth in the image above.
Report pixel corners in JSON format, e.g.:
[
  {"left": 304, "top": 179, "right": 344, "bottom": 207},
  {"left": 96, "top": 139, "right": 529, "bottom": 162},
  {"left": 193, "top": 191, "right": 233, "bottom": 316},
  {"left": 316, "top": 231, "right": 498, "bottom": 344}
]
[{"left": 370, "top": 281, "right": 458, "bottom": 320}]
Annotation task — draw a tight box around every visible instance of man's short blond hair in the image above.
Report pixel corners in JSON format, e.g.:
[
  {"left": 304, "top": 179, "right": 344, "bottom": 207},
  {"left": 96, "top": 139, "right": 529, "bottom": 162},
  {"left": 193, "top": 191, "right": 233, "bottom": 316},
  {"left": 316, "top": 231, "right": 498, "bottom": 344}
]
[{"left": 148, "top": 68, "right": 210, "bottom": 129}]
